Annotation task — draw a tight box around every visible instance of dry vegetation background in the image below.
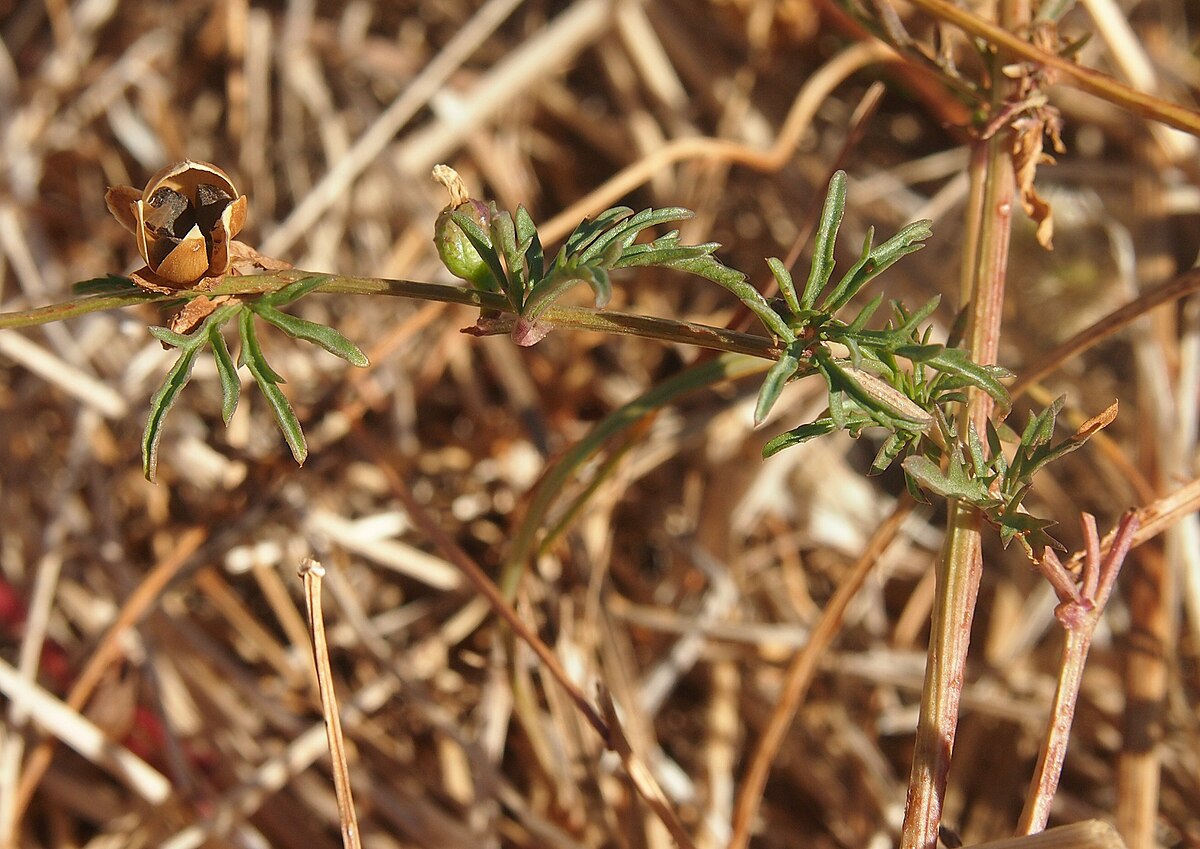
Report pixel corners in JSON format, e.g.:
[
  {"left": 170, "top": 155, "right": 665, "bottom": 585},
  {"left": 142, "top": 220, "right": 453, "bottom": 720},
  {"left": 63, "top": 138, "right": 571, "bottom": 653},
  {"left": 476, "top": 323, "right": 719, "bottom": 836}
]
[{"left": 1, "top": 1, "right": 1199, "bottom": 848}]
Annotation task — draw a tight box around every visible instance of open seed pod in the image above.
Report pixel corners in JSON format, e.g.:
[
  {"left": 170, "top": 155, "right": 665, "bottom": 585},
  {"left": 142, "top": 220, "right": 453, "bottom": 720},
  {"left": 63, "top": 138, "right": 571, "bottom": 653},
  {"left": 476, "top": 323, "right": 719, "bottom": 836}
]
[{"left": 106, "top": 160, "right": 248, "bottom": 288}]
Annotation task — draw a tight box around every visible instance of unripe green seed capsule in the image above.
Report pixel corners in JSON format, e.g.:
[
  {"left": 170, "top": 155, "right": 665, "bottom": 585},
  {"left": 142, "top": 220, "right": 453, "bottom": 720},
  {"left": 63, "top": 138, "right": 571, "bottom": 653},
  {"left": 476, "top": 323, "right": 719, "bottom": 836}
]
[
  {"left": 435, "top": 199, "right": 495, "bottom": 289},
  {"left": 838, "top": 361, "right": 933, "bottom": 430}
]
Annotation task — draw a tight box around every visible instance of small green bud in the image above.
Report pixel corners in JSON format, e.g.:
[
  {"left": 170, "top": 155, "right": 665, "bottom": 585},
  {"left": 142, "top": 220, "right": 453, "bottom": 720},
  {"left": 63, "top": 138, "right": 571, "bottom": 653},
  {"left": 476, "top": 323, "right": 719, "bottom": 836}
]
[
  {"left": 432, "top": 164, "right": 500, "bottom": 291},
  {"left": 434, "top": 199, "right": 496, "bottom": 289}
]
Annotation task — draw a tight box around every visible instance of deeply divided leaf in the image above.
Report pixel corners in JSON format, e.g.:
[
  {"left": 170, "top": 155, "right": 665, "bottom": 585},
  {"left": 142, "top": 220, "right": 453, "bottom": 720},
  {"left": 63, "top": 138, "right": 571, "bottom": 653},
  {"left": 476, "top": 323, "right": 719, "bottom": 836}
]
[
  {"left": 252, "top": 303, "right": 369, "bottom": 367},
  {"left": 239, "top": 310, "right": 307, "bottom": 465},
  {"left": 142, "top": 344, "right": 202, "bottom": 482},
  {"left": 801, "top": 170, "right": 847, "bottom": 309},
  {"left": 208, "top": 322, "right": 241, "bottom": 424}
]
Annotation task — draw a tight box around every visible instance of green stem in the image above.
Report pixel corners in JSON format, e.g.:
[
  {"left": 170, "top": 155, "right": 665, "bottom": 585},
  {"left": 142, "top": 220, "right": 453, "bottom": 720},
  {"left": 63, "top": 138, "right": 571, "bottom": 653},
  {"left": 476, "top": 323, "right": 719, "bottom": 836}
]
[
  {"left": 899, "top": 15, "right": 1017, "bottom": 846},
  {"left": 0, "top": 291, "right": 161, "bottom": 328},
  {"left": 0, "top": 270, "right": 779, "bottom": 360}
]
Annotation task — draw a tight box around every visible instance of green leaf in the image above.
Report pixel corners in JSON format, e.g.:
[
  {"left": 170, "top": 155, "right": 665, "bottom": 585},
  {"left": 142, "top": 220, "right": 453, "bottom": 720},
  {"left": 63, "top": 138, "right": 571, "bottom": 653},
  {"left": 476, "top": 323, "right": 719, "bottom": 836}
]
[
  {"left": 71, "top": 274, "right": 143, "bottom": 296},
  {"left": 448, "top": 209, "right": 509, "bottom": 294},
  {"left": 801, "top": 170, "right": 847, "bottom": 309},
  {"left": 252, "top": 304, "right": 369, "bottom": 367},
  {"left": 669, "top": 255, "right": 794, "bottom": 342},
  {"left": 899, "top": 297, "right": 942, "bottom": 334},
  {"left": 765, "top": 257, "right": 801, "bottom": 317},
  {"left": 238, "top": 310, "right": 307, "bottom": 465},
  {"left": 490, "top": 209, "right": 525, "bottom": 302},
  {"left": 516, "top": 205, "right": 545, "bottom": 285},
  {"left": 257, "top": 275, "right": 332, "bottom": 307},
  {"left": 763, "top": 418, "right": 839, "bottom": 457},
  {"left": 845, "top": 294, "right": 884, "bottom": 334},
  {"left": 755, "top": 348, "right": 801, "bottom": 425},
  {"left": 524, "top": 258, "right": 612, "bottom": 321},
  {"left": 580, "top": 207, "right": 693, "bottom": 263},
  {"left": 871, "top": 432, "right": 910, "bottom": 473},
  {"left": 818, "top": 225, "right": 873, "bottom": 313},
  {"left": 901, "top": 455, "right": 992, "bottom": 503},
  {"left": 921, "top": 347, "right": 1012, "bottom": 412},
  {"left": 995, "top": 509, "right": 1061, "bottom": 553},
  {"left": 148, "top": 325, "right": 193, "bottom": 349},
  {"left": 208, "top": 321, "right": 241, "bottom": 424},
  {"left": 870, "top": 219, "right": 934, "bottom": 271},
  {"left": 612, "top": 242, "right": 717, "bottom": 268},
  {"left": 142, "top": 344, "right": 203, "bottom": 482},
  {"left": 819, "top": 352, "right": 932, "bottom": 431},
  {"left": 563, "top": 207, "right": 632, "bottom": 256}
]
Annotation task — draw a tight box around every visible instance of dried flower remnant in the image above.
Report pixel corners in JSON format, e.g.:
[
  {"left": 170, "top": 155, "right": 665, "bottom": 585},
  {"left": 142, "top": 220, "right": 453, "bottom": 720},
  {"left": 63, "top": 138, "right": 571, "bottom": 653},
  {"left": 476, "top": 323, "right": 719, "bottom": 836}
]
[
  {"left": 106, "top": 160, "right": 249, "bottom": 291},
  {"left": 432, "top": 164, "right": 498, "bottom": 292}
]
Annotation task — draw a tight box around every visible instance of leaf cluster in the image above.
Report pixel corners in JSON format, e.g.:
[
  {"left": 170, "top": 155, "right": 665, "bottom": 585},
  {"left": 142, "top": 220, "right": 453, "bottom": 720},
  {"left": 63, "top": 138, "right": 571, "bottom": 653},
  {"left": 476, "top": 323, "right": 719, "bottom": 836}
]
[
  {"left": 740, "top": 172, "right": 1009, "bottom": 467},
  {"left": 903, "top": 397, "right": 1117, "bottom": 556},
  {"left": 141, "top": 276, "right": 368, "bottom": 482},
  {"left": 441, "top": 201, "right": 778, "bottom": 343}
]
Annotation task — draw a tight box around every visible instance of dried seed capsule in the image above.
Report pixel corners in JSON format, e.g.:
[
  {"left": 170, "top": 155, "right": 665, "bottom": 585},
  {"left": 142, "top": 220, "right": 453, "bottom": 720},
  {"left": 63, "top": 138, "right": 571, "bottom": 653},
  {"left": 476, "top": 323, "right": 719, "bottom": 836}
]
[{"left": 105, "top": 160, "right": 248, "bottom": 287}]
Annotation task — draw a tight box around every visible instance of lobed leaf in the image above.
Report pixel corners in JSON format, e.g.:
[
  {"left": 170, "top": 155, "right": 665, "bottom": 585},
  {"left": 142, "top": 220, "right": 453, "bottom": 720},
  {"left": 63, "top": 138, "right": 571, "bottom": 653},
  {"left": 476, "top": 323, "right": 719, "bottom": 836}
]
[
  {"left": 208, "top": 321, "right": 241, "bottom": 424},
  {"left": 563, "top": 206, "right": 632, "bottom": 257},
  {"left": 579, "top": 207, "right": 694, "bottom": 264},
  {"left": 252, "top": 303, "right": 369, "bottom": 367},
  {"left": 801, "top": 170, "right": 847, "bottom": 309},
  {"left": 142, "top": 343, "right": 203, "bottom": 482},
  {"left": 901, "top": 455, "right": 993, "bottom": 503},
  {"left": 239, "top": 310, "right": 307, "bottom": 465}
]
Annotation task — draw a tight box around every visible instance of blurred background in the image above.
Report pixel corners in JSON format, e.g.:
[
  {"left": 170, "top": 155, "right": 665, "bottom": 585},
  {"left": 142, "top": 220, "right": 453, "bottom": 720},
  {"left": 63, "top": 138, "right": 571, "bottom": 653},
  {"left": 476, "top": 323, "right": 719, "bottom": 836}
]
[{"left": 1, "top": 1, "right": 1198, "bottom": 847}]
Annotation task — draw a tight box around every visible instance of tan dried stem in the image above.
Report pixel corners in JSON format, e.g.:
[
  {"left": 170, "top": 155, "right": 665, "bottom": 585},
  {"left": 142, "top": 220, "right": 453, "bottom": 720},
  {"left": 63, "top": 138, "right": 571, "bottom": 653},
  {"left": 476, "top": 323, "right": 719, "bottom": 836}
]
[
  {"left": 727, "top": 502, "right": 911, "bottom": 849},
  {"left": 299, "top": 558, "right": 363, "bottom": 849}
]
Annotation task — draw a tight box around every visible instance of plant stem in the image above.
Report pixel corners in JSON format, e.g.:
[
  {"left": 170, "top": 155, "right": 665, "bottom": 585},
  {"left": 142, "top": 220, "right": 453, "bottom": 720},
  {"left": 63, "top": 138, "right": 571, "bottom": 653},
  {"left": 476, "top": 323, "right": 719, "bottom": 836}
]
[
  {"left": 1018, "top": 626, "right": 1091, "bottom": 833},
  {"left": 900, "top": 500, "right": 984, "bottom": 849},
  {"left": 905, "top": 0, "right": 1200, "bottom": 136},
  {"left": 0, "top": 290, "right": 161, "bottom": 328},
  {"left": 899, "top": 4, "right": 1018, "bottom": 839},
  {"left": 0, "top": 270, "right": 780, "bottom": 360}
]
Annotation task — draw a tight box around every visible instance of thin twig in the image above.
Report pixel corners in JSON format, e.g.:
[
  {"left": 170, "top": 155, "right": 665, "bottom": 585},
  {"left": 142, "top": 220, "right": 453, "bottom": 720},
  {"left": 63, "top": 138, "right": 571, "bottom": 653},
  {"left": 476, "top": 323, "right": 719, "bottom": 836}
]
[
  {"left": 1019, "top": 513, "right": 1139, "bottom": 834},
  {"left": 906, "top": 0, "right": 1200, "bottom": 135},
  {"left": 728, "top": 502, "right": 911, "bottom": 849},
  {"left": 1010, "top": 268, "right": 1200, "bottom": 400},
  {"left": 0, "top": 271, "right": 779, "bottom": 359},
  {"left": 299, "top": 558, "right": 363, "bottom": 849},
  {"left": 364, "top": 438, "right": 611, "bottom": 745}
]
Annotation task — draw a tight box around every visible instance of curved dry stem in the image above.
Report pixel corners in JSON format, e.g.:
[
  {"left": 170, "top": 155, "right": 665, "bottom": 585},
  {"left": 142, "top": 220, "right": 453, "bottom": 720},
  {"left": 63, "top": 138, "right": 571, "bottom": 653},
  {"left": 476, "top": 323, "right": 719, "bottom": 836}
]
[
  {"left": 727, "top": 502, "right": 911, "bottom": 849},
  {"left": 907, "top": 0, "right": 1200, "bottom": 136},
  {"left": 1010, "top": 268, "right": 1200, "bottom": 400},
  {"left": 538, "top": 40, "right": 898, "bottom": 243}
]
